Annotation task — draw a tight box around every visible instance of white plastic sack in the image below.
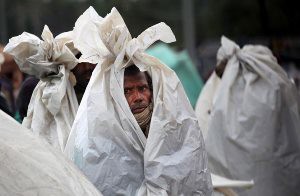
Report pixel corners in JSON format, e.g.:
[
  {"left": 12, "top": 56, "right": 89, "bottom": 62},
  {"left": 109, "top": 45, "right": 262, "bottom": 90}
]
[
  {"left": 4, "top": 26, "right": 79, "bottom": 152},
  {"left": 195, "top": 72, "right": 221, "bottom": 139},
  {"left": 0, "top": 110, "right": 102, "bottom": 196},
  {"left": 205, "top": 36, "right": 300, "bottom": 196},
  {"left": 65, "top": 7, "right": 212, "bottom": 196}
]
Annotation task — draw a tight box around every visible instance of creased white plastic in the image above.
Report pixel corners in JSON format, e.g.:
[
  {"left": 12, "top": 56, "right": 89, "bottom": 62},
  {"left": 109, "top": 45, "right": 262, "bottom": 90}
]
[
  {"left": 195, "top": 72, "right": 221, "bottom": 140},
  {"left": 4, "top": 25, "right": 79, "bottom": 152},
  {"left": 205, "top": 36, "right": 300, "bottom": 196},
  {"left": 65, "top": 7, "right": 212, "bottom": 196},
  {"left": 0, "top": 110, "right": 102, "bottom": 196},
  {"left": 72, "top": 6, "right": 107, "bottom": 64}
]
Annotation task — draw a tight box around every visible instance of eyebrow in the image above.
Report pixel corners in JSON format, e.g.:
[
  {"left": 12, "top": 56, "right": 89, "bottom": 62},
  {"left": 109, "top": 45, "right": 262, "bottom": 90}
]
[
  {"left": 124, "top": 87, "right": 134, "bottom": 90},
  {"left": 140, "top": 84, "right": 149, "bottom": 88}
]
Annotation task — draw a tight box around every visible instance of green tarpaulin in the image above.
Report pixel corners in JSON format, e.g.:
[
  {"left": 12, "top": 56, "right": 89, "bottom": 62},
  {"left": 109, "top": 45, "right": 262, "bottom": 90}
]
[{"left": 147, "top": 44, "right": 203, "bottom": 107}]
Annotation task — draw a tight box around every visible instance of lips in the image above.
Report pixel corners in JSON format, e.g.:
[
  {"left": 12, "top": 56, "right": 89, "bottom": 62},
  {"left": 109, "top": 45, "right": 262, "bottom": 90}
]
[{"left": 132, "top": 106, "right": 147, "bottom": 114}]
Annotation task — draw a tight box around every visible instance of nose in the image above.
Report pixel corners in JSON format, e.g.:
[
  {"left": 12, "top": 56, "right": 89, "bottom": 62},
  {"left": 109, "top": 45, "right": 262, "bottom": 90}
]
[{"left": 133, "top": 90, "right": 143, "bottom": 103}]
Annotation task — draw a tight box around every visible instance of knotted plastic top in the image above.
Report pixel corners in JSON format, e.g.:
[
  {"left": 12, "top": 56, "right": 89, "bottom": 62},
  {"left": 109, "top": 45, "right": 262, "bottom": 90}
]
[
  {"left": 4, "top": 25, "right": 78, "bottom": 80},
  {"left": 73, "top": 7, "right": 176, "bottom": 72}
]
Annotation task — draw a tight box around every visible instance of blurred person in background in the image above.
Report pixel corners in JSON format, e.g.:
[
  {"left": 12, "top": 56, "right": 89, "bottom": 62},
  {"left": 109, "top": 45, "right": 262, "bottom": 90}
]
[
  {"left": 0, "top": 52, "right": 11, "bottom": 115},
  {"left": 0, "top": 45, "right": 24, "bottom": 116},
  {"left": 72, "top": 52, "right": 96, "bottom": 103},
  {"left": 15, "top": 76, "right": 39, "bottom": 122}
]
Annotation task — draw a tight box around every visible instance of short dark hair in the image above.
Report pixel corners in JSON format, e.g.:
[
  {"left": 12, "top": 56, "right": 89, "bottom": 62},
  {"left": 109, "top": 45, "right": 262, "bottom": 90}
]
[{"left": 124, "top": 65, "right": 152, "bottom": 91}]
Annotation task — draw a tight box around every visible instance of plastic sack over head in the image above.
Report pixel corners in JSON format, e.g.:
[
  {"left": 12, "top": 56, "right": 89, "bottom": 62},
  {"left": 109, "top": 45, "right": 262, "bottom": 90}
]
[
  {"left": 205, "top": 36, "right": 300, "bottom": 196},
  {"left": 65, "top": 6, "right": 212, "bottom": 196},
  {"left": 4, "top": 26, "right": 79, "bottom": 152},
  {"left": 4, "top": 25, "right": 78, "bottom": 80}
]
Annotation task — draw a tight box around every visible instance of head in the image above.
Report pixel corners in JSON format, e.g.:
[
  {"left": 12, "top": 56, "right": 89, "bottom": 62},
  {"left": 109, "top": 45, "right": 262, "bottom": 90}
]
[
  {"left": 72, "top": 53, "right": 96, "bottom": 94},
  {"left": 16, "top": 76, "right": 39, "bottom": 121},
  {"left": 124, "top": 65, "right": 152, "bottom": 115}
]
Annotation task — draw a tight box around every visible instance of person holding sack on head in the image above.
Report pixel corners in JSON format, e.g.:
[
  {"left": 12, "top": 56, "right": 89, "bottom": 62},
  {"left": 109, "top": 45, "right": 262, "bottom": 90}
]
[
  {"left": 65, "top": 7, "right": 212, "bottom": 196},
  {"left": 203, "top": 36, "right": 300, "bottom": 196},
  {"left": 4, "top": 25, "right": 95, "bottom": 152}
]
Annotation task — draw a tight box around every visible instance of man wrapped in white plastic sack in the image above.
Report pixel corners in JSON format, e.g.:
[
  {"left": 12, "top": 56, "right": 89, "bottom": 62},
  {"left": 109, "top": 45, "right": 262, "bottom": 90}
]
[
  {"left": 65, "top": 7, "right": 212, "bottom": 196},
  {"left": 0, "top": 110, "right": 102, "bottom": 196},
  {"left": 4, "top": 26, "right": 80, "bottom": 152},
  {"left": 195, "top": 54, "right": 254, "bottom": 196},
  {"left": 205, "top": 36, "right": 300, "bottom": 196}
]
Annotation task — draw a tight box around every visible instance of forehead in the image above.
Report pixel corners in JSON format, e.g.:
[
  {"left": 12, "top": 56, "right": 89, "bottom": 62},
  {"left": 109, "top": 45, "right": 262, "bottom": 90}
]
[
  {"left": 76, "top": 62, "right": 95, "bottom": 68},
  {"left": 124, "top": 72, "right": 148, "bottom": 86}
]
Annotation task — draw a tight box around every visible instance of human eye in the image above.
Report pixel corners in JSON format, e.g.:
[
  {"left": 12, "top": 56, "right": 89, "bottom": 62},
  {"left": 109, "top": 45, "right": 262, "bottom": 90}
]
[
  {"left": 139, "top": 85, "right": 148, "bottom": 92},
  {"left": 124, "top": 88, "right": 131, "bottom": 94}
]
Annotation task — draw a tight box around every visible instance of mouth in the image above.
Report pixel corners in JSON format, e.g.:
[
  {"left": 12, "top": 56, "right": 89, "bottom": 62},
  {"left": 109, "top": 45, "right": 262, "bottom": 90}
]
[{"left": 132, "top": 107, "right": 146, "bottom": 114}]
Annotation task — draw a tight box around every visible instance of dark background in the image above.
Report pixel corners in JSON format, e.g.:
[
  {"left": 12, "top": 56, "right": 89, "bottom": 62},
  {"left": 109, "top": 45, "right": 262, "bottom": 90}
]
[{"left": 1, "top": 0, "right": 300, "bottom": 77}]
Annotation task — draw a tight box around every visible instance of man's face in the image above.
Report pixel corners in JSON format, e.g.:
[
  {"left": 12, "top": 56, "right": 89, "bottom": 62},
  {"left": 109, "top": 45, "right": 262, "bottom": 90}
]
[
  {"left": 124, "top": 72, "right": 152, "bottom": 114},
  {"left": 72, "top": 62, "right": 96, "bottom": 89}
]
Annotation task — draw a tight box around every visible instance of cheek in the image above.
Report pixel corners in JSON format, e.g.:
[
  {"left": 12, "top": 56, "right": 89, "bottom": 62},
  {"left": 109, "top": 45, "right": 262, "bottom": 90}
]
[
  {"left": 125, "top": 94, "right": 134, "bottom": 105},
  {"left": 143, "top": 91, "right": 152, "bottom": 103}
]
